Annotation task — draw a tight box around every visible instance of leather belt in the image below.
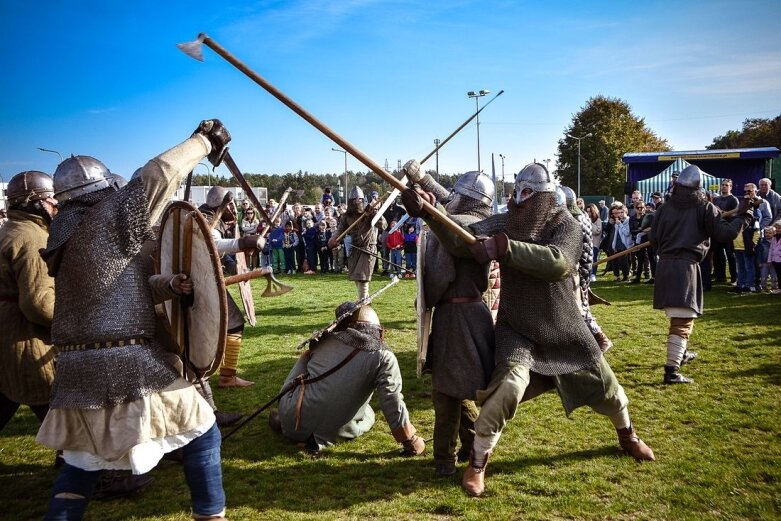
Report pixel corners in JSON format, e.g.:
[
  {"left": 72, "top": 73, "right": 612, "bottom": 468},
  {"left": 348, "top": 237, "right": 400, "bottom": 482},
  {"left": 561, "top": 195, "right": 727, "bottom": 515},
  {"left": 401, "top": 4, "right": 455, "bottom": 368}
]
[
  {"left": 58, "top": 337, "right": 150, "bottom": 352},
  {"left": 441, "top": 295, "right": 482, "bottom": 304}
]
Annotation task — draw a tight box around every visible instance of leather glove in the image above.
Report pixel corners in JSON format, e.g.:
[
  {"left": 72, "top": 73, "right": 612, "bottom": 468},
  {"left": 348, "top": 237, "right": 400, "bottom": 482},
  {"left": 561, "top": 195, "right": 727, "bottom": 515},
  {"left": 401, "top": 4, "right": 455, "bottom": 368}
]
[
  {"left": 364, "top": 202, "right": 378, "bottom": 218},
  {"left": 468, "top": 233, "right": 509, "bottom": 264},
  {"left": 238, "top": 235, "right": 265, "bottom": 251},
  {"left": 736, "top": 197, "right": 756, "bottom": 216},
  {"left": 193, "top": 119, "right": 231, "bottom": 167},
  {"left": 327, "top": 237, "right": 339, "bottom": 250},
  {"left": 402, "top": 159, "right": 425, "bottom": 183},
  {"left": 401, "top": 188, "right": 435, "bottom": 218},
  {"left": 400, "top": 435, "right": 426, "bottom": 457},
  {"left": 170, "top": 274, "right": 193, "bottom": 295}
]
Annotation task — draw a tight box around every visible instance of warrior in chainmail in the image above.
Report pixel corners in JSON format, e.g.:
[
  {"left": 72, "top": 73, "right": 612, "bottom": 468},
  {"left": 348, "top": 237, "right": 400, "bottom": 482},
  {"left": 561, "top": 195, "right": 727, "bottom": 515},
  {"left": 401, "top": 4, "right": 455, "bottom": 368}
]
[
  {"left": 328, "top": 186, "right": 386, "bottom": 299},
  {"left": 271, "top": 303, "right": 425, "bottom": 455},
  {"left": 36, "top": 120, "right": 232, "bottom": 520},
  {"left": 402, "top": 160, "right": 495, "bottom": 477},
  {"left": 198, "top": 185, "right": 260, "bottom": 388},
  {"left": 649, "top": 164, "right": 756, "bottom": 385},
  {"left": 404, "top": 162, "right": 655, "bottom": 498},
  {"left": 559, "top": 185, "right": 613, "bottom": 352}
]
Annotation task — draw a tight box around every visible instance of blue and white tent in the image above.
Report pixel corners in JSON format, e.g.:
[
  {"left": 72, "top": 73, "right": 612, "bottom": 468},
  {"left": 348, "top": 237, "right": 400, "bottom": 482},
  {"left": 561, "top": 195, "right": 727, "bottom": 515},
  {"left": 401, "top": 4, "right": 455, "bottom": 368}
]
[{"left": 636, "top": 158, "right": 724, "bottom": 198}]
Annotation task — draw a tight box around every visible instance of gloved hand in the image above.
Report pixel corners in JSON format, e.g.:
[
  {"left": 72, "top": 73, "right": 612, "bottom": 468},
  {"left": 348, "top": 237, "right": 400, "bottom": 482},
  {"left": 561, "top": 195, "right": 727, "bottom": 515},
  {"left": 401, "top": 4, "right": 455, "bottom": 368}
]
[
  {"left": 364, "top": 201, "right": 378, "bottom": 218},
  {"left": 170, "top": 274, "right": 193, "bottom": 295},
  {"left": 736, "top": 196, "right": 757, "bottom": 215},
  {"left": 400, "top": 435, "right": 425, "bottom": 457},
  {"left": 193, "top": 119, "right": 231, "bottom": 167},
  {"left": 402, "top": 159, "right": 425, "bottom": 183},
  {"left": 238, "top": 235, "right": 265, "bottom": 251},
  {"left": 401, "top": 188, "right": 435, "bottom": 218},
  {"left": 327, "top": 237, "right": 339, "bottom": 250},
  {"left": 468, "top": 233, "right": 509, "bottom": 264}
]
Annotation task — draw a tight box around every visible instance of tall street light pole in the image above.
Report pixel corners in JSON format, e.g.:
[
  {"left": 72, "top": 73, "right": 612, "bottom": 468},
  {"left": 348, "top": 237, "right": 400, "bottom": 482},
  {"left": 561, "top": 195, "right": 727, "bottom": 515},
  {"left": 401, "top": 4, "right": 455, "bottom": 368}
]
[
  {"left": 467, "top": 89, "right": 490, "bottom": 173},
  {"left": 37, "top": 147, "right": 63, "bottom": 163},
  {"left": 331, "top": 147, "right": 348, "bottom": 199},
  {"left": 565, "top": 133, "right": 592, "bottom": 196},
  {"left": 434, "top": 138, "right": 440, "bottom": 181},
  {"left": 499, "top": 153, "right": 506, "bottom": 202}
]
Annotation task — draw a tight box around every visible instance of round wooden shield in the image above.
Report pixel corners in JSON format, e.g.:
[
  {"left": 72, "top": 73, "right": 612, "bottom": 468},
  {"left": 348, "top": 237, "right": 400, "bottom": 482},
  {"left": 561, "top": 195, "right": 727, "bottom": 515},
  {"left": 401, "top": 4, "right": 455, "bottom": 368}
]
[{"left": 157, "top": 201, "right": 228, "bottom": 378}]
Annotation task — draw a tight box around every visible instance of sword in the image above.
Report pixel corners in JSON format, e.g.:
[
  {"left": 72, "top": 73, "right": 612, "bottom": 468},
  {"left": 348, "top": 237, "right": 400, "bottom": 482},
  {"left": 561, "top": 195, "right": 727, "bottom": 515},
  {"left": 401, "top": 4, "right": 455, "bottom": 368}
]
[
  {"left": 350, "top": 244, "right": 415, "bottom": 276},
  {"left": 389, "top": 214, "right": 410, "bottom": 234}
]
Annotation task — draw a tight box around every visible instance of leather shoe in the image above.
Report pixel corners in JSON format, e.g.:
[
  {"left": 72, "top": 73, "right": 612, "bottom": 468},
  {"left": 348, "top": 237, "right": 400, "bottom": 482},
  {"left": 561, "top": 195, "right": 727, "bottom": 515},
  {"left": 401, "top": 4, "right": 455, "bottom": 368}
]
[
  {"left": 215, "top": 410, "right": 244, "bottom": 427},
  {"left": 462, "top": 451, "right": 490, "bottom": 497},
  {"left": 218, "top": 375, "right": 255, "bottom": 388},
  {"left": 93, "top": 471, "right": 154, "bottom": 501},
  {"left": 663, "top": 365, "right": 693, "bottom": 384},
  {"left": 435, "top": 462, "right": 456, "bottom": 477},
  {"left": 680, "top": 350, "right": 698, "bottom": 366},
  {"left": 616, "top": 425, "right": 655, "bottom": 461}
]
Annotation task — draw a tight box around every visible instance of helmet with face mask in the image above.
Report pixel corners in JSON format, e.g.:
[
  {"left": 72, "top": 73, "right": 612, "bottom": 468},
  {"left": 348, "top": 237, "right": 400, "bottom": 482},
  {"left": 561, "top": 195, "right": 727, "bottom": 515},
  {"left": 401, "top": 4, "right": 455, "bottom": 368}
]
[
  {"left": 513, "top": 163, "right": 555, "bottom": 204},
  {"left": 348, "top": 186, "right": 365, "bottom": 213}
]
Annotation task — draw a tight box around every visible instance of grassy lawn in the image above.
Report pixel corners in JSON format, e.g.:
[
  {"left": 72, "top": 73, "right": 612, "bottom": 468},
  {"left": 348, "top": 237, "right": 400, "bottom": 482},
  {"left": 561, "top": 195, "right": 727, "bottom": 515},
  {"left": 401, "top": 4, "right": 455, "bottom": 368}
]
[{"left": 1, "top": 273, "right": 779, "bottom": 520}]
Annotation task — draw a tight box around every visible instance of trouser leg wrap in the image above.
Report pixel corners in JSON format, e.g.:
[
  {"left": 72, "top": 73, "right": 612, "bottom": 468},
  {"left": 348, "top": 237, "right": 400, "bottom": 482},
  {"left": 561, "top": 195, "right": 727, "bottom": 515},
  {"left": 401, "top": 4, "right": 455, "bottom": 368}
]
[
  {"left": 356, "top": 281, "right": 369, "bottom": 299},
  {"left": 432, "top": 390, "right": 461, "bottom": 466},
  {"left": 220, "top": 333, "right": 242, "bottom": 376},
  {"left": 666, "top": 334, "right": 687, "bottom": 369}
]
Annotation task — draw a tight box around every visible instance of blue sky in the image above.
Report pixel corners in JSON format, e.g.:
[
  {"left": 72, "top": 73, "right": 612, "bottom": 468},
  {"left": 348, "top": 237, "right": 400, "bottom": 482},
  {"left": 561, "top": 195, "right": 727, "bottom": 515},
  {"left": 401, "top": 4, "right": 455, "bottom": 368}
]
[{"left": 1, "top": 0, "right": 779, "bottom": 184}]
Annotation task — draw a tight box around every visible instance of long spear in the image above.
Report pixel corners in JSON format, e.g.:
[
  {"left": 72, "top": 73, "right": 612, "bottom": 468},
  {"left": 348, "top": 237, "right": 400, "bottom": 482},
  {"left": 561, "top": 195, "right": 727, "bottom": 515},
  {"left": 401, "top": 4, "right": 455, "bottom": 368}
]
[{"left": 177, "top": 33, "right": 477, "bottom": 245}]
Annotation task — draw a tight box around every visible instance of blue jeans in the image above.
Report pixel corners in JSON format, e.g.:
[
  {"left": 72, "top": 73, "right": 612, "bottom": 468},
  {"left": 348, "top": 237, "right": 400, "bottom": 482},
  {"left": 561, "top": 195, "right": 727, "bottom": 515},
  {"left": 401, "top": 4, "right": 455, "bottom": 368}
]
[
  {"left": 735, "top": 250, "right": 755, "bottom": 289},
  {"left": 390, "top": 250, "right": 403, "bottom": 276},
  {"left": 45, "top": 424, "right": 225, "bottom": 520},
  {"left": 591, "top": 246, "right": 600, "bottom": 276},
  {"left": 405, "top": 252, "right": 417, "bottom": 272}
]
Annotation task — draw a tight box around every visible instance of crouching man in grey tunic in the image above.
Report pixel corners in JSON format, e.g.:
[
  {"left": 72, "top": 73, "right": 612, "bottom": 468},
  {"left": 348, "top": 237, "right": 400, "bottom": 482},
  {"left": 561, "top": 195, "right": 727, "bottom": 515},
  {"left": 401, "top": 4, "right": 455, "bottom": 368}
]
[
  {"left": 403, "top": 162, "right": 655, "bottom": 498},
  {"left": 37, "top": 120, "right": 232, "bottom": 520},
  {"left": 649, "top": 165, "right": 756, "bottom": 384},
  {"left": 272, "top": 303, "right": 425, "bottom": 456}
]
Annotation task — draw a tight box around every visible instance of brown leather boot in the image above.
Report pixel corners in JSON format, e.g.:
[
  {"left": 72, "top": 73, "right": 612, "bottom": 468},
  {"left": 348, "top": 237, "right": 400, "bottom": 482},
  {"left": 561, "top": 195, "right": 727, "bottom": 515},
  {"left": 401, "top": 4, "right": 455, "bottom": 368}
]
[
  {"left": 461, "top": 451, "right": 490, "bottom": 497},
  {"left": 617, "top": 425, "right": 655, "bottom": 461}
]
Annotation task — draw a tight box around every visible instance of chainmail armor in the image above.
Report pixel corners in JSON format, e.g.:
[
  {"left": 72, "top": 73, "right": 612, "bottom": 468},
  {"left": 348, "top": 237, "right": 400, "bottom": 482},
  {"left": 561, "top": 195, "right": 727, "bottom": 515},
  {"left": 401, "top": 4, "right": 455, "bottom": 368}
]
[
  {"left": 47, "top": 178, "right": 178, "bottom": 409},
  {"left": 470, "top": 192, "right": 602, "bottom": 375}
]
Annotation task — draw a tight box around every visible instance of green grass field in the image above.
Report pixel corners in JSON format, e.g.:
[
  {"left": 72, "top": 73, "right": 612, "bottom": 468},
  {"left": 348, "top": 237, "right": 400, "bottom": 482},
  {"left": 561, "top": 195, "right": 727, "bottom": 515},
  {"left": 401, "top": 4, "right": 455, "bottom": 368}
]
[{"left": 1, "top": 273, "right": 779, "bottom": 520}]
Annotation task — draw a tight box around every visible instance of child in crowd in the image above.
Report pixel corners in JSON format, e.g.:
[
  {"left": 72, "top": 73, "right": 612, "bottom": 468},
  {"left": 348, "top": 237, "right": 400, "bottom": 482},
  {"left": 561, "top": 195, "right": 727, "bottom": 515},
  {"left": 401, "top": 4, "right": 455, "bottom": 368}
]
[
  {"left": 269, "top": 218, "right": 285, "bottom": 274},
  {"left": 403, "top": 223, "right": 418, "bottom": 278},
  {"left": 765, "top": 224, "right": 781, "bottom": 294},
  {"left": 303, "top": 219, "right": 318, "bottom": 274},
  {"left": 385, "top": 220, "right": 404, "bottom": 279},
  {"left": 282, "top": 221, "right": 299, "bottom": 274},
  {"left": 315, "top": 220, "right": 332, "bottom": 273}
]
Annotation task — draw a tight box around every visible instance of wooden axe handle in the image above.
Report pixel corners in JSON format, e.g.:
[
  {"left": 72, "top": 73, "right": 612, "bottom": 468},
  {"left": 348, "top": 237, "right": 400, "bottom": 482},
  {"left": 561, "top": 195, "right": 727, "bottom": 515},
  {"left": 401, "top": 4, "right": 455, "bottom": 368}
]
[
  {"left": 197, "top": 34, "right": 476, "bottom": 245},
  {"left": 594, "top": 241, "right": 650, "bottom": 266},
  {"left": 224, "top": 269, "right": 268, "bottom": 286}
]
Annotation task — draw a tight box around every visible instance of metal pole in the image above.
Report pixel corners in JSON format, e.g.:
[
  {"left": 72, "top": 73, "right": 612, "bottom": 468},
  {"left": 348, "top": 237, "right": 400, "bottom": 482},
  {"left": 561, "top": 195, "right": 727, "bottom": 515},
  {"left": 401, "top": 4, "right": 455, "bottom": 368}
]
[
  {"left": 499, "top": 154, "right": 506, "bottom": 201},
  {"left": 37, "top": 147, "right": 63, "bottom": 163},
  {"left": 475, "top": 96, "right": 481, "bottom": 173},
  {"left": 332, "top": 147, "right": 347, "bottom": 198},
  {"left": 577, "top": 139, "right": 581, "bottom": 197},
  {"left": 434, "top": 138, "right": 440, "bottom": 181}
]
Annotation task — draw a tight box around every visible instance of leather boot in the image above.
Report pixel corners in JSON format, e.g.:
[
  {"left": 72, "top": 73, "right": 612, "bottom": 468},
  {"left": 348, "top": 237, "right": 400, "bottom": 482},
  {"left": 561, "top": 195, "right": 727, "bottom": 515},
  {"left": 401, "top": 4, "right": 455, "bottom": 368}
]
[
  {"left": 218, "top": 374, "right": 255, "bottom": 388},
  {"left": 462, "top": 451, "right": 490, "bottom": 497},
  {"left": 92, "top": 471, "right": 155, "bottom": 500},
  {"left": 664, "top": 365, "right": 693, "bottom": 384},
  {"left": 215, "top": 410, "right": 244, "bottom": 427},
  {"left": 680, "top": 350, "right": 698, "bottom": 366},
  {"left": 616, "top": 425, "right": 655, "bottom": 461}
]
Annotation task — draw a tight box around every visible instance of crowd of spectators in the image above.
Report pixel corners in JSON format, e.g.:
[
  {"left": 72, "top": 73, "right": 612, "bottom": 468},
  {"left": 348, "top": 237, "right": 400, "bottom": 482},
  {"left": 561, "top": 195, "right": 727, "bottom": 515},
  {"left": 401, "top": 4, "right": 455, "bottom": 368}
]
[
  {"left": 592, "top": 177, "right": 781, "bottom": 294},
  {"left": 231, "top": 188, "right": 423, "bottom": 278}
]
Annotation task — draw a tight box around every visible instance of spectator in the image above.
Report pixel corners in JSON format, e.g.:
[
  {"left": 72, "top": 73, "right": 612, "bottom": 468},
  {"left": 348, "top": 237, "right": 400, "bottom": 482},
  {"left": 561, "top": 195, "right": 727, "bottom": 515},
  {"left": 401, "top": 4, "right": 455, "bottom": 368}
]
[
  {"left": 607, "top": 205, "right": 631, "bottom": 281},
  {"left": 303, "top": 219, "right": 318, "bottom": 274},
  {"left": 380, "top": 222, "right": 391, "bottom": 275},
  {"left": 651, "top": 191, "right": 664, "bottom": 210},
  {"left": 239, "top": 199, "right": 251, "bottom": 223},
  {"left": 385, "top": 219, "right": 404, "bottom": 278},
  {"left": 629, "top": 201, "right": 650, "bottom": 283},
  {"left": 586, "top": 203, "right": 602, "bottom": 281},
  {"left": 598, "top": 200, "right": 608, "bottom": 225},
  {"left": 269, "top": 218, "right": 285, "bottom": 274},
  {"left": 576, "top": 198, "right": 585, "bottom": 212},
  {"left": 282, "top": 221, "right": 299, "bottom": 274},
  {"left": 403, "top": 223, "right": 418, "bottom": 278},
  {"left": 758, "top": 224, "right": 778, "bottom": 292},
  {"left": 313, "top": 204, "right": 325, "bottom": 223},
  {"left": 712, "top": 179, "right": 739, "bottom": 284},
  {"left": 315, "top": 220, "right": 332, "bottom": 273},
  {"left": 758, "top": 178, "right": 781, "bottom": 222},
  {"left": 641, "top": 202, "right": 657, "bottom": 283},
  {"left": 766, "top": 224, "right": 781, "bottom": 293},
  {"left": 321, "top": 187, "right": 335, "bottom": 207},
  {"left": 240, "top": 206, "right": 260, "bottom": 269}
]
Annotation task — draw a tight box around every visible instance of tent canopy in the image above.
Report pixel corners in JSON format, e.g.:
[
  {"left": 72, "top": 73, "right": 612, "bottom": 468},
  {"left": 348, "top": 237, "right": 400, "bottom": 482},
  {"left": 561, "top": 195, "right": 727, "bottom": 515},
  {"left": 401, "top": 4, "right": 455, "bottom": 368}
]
[{"left": 622, "top": 147, "right": 779, "bottom": 197}]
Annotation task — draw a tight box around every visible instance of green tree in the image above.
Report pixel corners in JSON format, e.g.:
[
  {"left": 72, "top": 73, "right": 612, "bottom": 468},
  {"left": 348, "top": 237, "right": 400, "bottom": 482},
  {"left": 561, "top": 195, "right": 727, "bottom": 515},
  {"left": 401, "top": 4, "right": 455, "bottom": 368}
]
[
  {"left": 557, "top": 96, "right": 670, "bottom": 198},
  {"left": 707, "top": 115, "right": 781, "bottom": 149}
]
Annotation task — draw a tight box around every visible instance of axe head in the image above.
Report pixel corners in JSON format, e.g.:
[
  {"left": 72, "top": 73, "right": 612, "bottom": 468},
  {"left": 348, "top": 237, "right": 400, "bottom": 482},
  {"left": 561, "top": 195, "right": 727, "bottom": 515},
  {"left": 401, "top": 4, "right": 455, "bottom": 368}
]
[
  {"left": 262, "top": 270, "right": 293, "bottom": 298},
  {"left": 176, "top": 33, "right": 206, "bottom": 62}
]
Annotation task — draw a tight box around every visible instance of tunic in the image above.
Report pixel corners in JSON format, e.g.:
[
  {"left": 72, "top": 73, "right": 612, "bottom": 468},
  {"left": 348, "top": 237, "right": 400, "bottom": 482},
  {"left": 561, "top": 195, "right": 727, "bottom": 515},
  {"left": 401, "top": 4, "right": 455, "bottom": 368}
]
[
  {"left": 336, "top": 212, "right": 386, "bottom": 281},
  {"left": 278, "top": 332, "right": 409, "bottom": 449},
  {"left": 37, "top": 135, "right": 215, "bottom": 474},
  {"left": 0, "top": 210, "right": 56, "bottom": 405},
  {"left": 650, "top": 195, "right": 750, "bottom": 314}
]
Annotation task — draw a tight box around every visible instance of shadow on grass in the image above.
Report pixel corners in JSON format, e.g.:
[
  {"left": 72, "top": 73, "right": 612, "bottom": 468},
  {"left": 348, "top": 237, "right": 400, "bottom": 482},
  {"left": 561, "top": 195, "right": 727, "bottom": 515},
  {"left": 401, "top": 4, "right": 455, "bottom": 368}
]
[{"left": 728, "top": 362, "right": 781, "bottom": 386}]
